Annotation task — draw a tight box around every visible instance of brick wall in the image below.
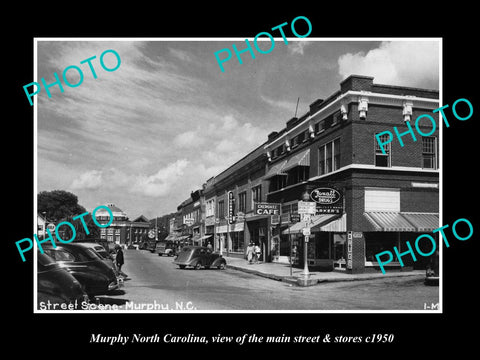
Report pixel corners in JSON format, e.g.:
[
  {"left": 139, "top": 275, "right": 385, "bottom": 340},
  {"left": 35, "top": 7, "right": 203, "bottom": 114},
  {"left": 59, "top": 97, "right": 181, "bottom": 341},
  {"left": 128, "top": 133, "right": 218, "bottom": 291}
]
[{"left": 351, "top": 104, "right": 439, "bottom": 167}]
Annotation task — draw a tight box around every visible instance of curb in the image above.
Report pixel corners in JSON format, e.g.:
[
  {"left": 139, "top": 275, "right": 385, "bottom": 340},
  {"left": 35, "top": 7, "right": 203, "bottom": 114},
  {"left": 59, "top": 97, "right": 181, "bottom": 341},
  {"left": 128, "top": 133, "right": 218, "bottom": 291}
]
[{"left": 226, "top": 263, "right": 424, "bottom": 287}]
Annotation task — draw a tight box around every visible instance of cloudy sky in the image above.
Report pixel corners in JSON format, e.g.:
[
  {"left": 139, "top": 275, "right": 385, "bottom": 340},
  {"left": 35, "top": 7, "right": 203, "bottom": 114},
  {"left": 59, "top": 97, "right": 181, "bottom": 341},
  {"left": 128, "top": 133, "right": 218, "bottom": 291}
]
[{"left": 36, "top": 38, "right": 440, "bottom": 219}]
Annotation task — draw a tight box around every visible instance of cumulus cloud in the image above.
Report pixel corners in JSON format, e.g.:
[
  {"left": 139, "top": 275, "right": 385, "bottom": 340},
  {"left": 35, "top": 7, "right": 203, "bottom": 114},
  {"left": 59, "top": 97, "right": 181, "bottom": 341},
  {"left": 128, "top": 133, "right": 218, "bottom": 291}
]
[
  {"left": 130, "top": 159, "right": 189, "bottom": 197},
  {"left": 70, "top": 170, "right": 103, "bottom": 190},
  {"left": 174, "top": 131, "right": 205, "bottom": 148},
  {"left": 338, "top": 41, "right": 440, "bottom": 89}
]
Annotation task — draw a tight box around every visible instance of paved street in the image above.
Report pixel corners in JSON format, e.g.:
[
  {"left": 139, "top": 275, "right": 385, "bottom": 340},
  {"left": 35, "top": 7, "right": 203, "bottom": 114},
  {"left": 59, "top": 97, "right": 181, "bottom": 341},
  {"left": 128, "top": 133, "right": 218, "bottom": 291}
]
[{"left": 96, "top": 249, "right": 439, "bottom": 311}]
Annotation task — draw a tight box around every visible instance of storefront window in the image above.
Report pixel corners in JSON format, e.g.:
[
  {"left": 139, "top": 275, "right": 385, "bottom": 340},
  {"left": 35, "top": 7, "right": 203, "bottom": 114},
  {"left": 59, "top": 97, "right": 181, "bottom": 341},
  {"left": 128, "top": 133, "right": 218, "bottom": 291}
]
[
  {"left": 333, "top": 234, "right": 346, "bottom": 261},
  {"left": 314, "top": 232, "right": 330, "bottom": 259},
  {"left": 231, "top": 231, "right": 245, "bottom": 253},
  {"left": 364, "top": 232, "right": 399, "bottom": 262}
]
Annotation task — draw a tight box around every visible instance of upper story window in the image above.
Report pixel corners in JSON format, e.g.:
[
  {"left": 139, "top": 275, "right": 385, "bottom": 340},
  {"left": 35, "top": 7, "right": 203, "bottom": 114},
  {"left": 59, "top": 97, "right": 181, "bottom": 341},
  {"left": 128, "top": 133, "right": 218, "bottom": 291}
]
[
  {"left": 238, "top": 192, "right": 247, "bottom": 213},
  {"left": 318, "top": 138, "right": 340, "bottom": 175},
  {"left": 291, "top": 136, "right": 298, "bottom": 149},
  {"left": 375, "top": 133, "right": 391, "bottom": 167},
  {"left": 315, "top": 120, "right": 325, "bottom": 134},
  {"left": 206, "top": 199, "right": 215, "bottom": 217},
  {"left": 218, "top": 200, "right": 225, "bottom": 219},
  {"left": 422, "top": 136, "right": 437, "bottom": 169},
  {"left": 251, "top": 185, "right": 262, "bottom": 208}
]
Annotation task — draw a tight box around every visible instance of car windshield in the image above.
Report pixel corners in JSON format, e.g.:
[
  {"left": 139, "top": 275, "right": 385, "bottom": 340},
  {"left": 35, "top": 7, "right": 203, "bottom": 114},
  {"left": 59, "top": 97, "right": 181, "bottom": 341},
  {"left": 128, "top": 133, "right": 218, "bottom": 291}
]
[{"left": 93, "top": 247, "right": 108, "bottom": 258}]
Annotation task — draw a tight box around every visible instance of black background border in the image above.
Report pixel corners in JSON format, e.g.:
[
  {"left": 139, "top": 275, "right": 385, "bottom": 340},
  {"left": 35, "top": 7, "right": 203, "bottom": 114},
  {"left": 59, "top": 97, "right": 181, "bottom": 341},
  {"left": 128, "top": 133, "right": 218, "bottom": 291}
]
[{"left": 6, "top": 5, "right": 478, "bottom": 354}]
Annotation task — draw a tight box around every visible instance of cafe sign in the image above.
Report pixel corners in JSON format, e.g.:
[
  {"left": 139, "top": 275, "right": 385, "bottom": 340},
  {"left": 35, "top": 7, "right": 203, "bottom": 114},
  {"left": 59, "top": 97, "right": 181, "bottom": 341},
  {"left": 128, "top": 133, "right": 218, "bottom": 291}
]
[
  {"left": 254, "top": 202, "right": 280, "bottom": 216},
  {"left": 310, "top": 187, "right": 343, "bottom": 214}
]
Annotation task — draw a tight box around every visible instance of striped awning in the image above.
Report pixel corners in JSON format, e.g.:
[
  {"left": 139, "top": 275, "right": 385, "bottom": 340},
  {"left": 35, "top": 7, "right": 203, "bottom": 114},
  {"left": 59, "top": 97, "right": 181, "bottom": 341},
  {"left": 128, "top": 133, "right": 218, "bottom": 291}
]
[
  {"left": 264, "top": 159, "right": 288, "bottom": 179},
  {"left": 282, "top": 149, "right": 310, "bottom": 172},
  {"left": 312, "top": 213, "right": 346, "bottom": 232},
  {"left": 164, "top": 234, "right": 177, "bottom": 241},
  {"left": 364, "top": 212, "right": 439, "bottom": 232},
  {"left": 282, "top": 214, "right": 338, "bottom": 234},
  {"left": 402, "top": 212, "right": 439, "bottom": 232}
]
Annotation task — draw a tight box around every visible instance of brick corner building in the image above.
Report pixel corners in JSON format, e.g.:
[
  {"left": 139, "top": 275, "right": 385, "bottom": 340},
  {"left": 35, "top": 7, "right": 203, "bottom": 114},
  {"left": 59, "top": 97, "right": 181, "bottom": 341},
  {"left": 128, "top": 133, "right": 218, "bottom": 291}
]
[{"left": 174, "top": 74, "right": 440, "bottom": 275}]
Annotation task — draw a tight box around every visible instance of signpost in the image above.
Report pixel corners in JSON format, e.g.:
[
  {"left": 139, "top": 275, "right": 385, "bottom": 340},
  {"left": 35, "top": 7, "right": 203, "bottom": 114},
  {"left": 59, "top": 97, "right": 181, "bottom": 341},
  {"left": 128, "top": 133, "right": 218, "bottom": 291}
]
[
  {"left": 298, "top": 200, "right": 316, "bottom": 215},
  {"left": 298, "top": 195, "right": 316, "bottom": 278},
  {"left": 288, "top": 213, "right": 301, "bottom": 276}
]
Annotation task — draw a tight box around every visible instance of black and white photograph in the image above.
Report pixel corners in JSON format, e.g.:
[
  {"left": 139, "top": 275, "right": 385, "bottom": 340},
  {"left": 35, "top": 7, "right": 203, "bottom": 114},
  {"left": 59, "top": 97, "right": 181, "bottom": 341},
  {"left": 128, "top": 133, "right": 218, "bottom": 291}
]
[
  {"left": 7, "top": 7, "right": 478, "bottom": 354},
  {"left": 32, "top": 37, "right": 442, "bottom": 313}
]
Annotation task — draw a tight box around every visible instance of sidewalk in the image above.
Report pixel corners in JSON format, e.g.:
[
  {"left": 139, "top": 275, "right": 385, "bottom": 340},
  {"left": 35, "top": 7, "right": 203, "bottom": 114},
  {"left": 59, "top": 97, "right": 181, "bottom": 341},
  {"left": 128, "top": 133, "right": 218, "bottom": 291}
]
[{"left": 224, "top": 256, "right": 424, "bottom": 286}]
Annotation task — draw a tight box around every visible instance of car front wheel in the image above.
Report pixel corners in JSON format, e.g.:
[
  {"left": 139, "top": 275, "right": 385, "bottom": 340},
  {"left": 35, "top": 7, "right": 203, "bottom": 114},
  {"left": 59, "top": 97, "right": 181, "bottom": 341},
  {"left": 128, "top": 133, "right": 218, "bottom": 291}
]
[
  {"left": 218, "top": 262, "right": 226, "bottom": 270},
  {"left": 194, "top": 262, "right": 202, "bottom": 270}
]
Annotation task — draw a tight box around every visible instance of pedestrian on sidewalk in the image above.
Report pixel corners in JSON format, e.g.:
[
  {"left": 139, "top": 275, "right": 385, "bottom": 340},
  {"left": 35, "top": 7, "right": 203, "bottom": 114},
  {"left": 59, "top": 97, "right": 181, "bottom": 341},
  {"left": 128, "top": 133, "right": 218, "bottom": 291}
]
[
  {"left": 115, "top": 244, "right": 127, "bottom": 278},
  {"left": 254, "top": 243, "right": 261, "bottom": 264},
  {"left": 246, "top": 242, "right": 254, "bottom": 264}
]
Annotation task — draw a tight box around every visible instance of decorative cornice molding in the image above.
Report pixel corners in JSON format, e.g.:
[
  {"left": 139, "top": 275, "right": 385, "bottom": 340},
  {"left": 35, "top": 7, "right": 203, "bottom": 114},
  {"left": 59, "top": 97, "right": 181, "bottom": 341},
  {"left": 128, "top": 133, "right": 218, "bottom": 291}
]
[{"left": 265, "top": 90, "right": 439, "bottom": 150}]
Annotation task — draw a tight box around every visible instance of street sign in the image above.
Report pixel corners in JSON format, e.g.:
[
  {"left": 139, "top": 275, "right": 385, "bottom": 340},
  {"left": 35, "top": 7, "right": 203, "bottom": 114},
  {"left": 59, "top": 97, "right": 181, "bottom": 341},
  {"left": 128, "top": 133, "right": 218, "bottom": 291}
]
[
  {"left": 301, "top": 213, "right": 311, "bottom": 223},
  {"left": 184, "top": 218, "right": 194, "bottom": 226},
  {"left": 298, "top": 200, "right": 316, "bottom": 214},
  {"left": 302, "top": 227, "right": 311, "bottom": 236},
  {"left": 289, "top": 213, "right": 301, "bottom": 223},
  {"left": 148, "top": 229, "right": 155, "bottom": 239}
]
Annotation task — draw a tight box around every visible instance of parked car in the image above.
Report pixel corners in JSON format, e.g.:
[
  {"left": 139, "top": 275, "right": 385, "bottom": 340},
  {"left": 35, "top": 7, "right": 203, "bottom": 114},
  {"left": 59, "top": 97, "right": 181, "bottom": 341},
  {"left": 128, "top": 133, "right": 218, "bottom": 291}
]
[
  {"left": 173, "top": 246, "right": 226, "bottom": 270},
  {"left": 42, "top": 243, "right": 119, "bottom": 297},
  {"left": 75, "top": 242, "right": 115, "bottom": 271},
  {"left": 37, "top": 252, "right": 89, "bottom": 309},
  {"left": 155, "top": 240, "right": 176, "bottom": 257}
]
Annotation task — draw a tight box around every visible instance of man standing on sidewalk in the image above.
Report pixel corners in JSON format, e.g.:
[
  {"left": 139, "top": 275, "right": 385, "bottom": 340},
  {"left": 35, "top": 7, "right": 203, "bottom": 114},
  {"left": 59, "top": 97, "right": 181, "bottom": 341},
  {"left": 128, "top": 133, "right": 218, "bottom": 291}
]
[
  {"left": 254, "top": 243, "right": 261, "bottom": 264},
  {"left": 246, "top": 242, "right": 254, "bottom": 264},
  {"left": 115, "top": 244, "right": 127, "bottom": 278}
]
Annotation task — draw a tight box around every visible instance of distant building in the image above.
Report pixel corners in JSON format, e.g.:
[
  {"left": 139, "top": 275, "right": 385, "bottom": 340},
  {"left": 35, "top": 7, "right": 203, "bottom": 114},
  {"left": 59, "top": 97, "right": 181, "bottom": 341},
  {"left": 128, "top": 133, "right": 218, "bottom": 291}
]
[{"left": 94, "top": 203, "right": 150, "bottom": 246}]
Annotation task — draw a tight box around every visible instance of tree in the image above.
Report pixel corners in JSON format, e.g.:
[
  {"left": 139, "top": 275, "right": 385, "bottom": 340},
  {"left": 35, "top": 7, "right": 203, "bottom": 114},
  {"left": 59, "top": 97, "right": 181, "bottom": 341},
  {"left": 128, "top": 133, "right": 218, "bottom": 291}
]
[
  {"left": 59, "top": 212, "right": 100, "bottom": 241},
  {"left": 38, "top": 190, "right": 86, "bottom": 223}
]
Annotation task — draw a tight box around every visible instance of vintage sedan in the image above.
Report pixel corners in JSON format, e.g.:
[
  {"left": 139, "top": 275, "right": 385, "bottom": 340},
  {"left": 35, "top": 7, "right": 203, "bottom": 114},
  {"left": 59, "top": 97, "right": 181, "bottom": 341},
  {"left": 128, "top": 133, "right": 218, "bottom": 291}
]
[
  {"left": 37, "top": 252, "right": 89, "bottom": 310},
  {"left": 75, "top": 241, "right": 115, "bottom": 271},
  {"left": 173, "top": 246, "right": 226, "bottom": 270},
  {"left": 42, "top": 243, "right": 119, "bottom": 297},
  {"left": 155, "top": 240, "right": 176, "bottom": 257}
]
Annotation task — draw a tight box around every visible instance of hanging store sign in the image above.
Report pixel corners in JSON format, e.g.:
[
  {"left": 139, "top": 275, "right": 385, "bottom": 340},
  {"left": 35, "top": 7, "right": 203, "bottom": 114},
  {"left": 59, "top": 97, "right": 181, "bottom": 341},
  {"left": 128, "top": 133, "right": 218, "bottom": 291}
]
[
  {"left": 347, "top": 231, "right": 353, "bottom": 269},
  {"left": 310, "top": 187, "right": 343, "bottom": 214},
  {"left": 254, "top": 202, "right": 280, "bottom": 216},
  {"left": 228, "top": 191, "right": 235, "bottom": 224}
]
